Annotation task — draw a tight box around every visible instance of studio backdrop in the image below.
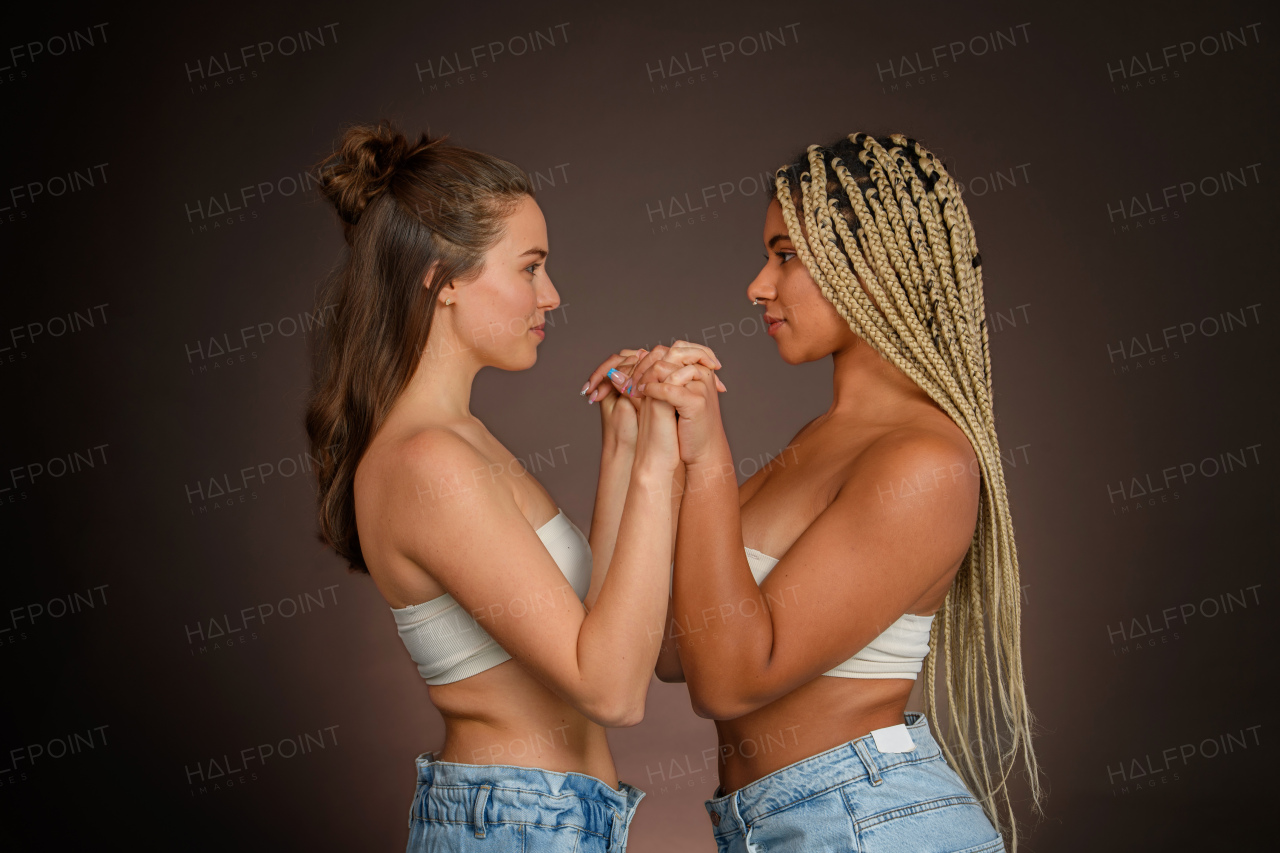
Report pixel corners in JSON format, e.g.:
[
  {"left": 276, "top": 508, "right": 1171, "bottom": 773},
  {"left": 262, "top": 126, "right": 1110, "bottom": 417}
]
[{"left": 1, "top": 0, "right": 1275, "bottom": 849}]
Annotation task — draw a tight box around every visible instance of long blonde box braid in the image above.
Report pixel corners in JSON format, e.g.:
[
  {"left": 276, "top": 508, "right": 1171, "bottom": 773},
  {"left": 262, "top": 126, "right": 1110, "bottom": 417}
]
[{"left": 773, "top": 133, "right": 1042, "bottom": 848}]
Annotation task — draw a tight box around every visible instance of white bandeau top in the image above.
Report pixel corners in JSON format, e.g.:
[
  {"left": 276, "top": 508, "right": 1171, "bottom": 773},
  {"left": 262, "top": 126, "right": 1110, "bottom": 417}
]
[
  {"left": 390, "top": 508, "right": 592, "bottom": 686},
  {"left": 745, "top": 545, "right": 935, "bottom": 680}
]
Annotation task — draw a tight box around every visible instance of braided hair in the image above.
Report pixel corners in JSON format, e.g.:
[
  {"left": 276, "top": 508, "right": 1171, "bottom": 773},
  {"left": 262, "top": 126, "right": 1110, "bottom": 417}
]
[{"left": 772, "top": 133, "right": 1042, "bottom": 847}]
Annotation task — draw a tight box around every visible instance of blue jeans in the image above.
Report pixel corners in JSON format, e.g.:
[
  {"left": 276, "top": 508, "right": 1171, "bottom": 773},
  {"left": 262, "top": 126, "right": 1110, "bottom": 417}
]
[
  {"left": 406, "top": 752, "right": 646, "bottom": 852},
  {"left": 704, "top": 713, "right": 1005, "bottom": 852}
]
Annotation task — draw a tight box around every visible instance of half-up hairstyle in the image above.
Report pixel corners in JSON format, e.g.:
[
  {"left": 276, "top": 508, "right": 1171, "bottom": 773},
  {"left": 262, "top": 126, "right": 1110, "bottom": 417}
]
[
  {"left": 772, "top": 133, "right": 1042, "bottom": 847},
  {"left": 306, "top": 119, "right": 533, "bottom": 572}
]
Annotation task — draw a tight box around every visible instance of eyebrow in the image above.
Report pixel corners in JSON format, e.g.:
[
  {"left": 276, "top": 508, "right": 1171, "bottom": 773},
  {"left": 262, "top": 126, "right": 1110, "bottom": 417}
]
[
  {"left": 766, "top": 234, "right": 792, "bottom": 250},
  {"left": 519, "top": 247, "right": 548, "bottom": 259}
]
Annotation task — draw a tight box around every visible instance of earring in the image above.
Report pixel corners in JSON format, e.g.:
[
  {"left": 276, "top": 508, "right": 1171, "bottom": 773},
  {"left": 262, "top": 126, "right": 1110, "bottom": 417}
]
[{"left": 445, "top": 298, "right": 453, "bottom": 306}]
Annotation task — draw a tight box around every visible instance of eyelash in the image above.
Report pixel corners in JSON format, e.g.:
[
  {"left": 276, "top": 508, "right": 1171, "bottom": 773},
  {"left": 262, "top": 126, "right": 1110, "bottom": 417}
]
[
  {"left": 525, "top": 262, "right": 542, "bottom": 275},
  {"left": 776, "top": 251, "right": 795, "bottom": 264}
]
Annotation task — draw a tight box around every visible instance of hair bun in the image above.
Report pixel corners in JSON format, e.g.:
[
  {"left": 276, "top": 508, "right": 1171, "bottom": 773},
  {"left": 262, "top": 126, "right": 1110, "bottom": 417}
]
[{"left": 318, "top": 120, "right": 430, "bottom": 229}]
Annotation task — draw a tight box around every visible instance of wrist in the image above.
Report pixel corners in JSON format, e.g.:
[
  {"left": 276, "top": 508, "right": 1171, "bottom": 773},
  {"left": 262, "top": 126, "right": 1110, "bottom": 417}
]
[
  {"left": 602, "top": 431, "right": 637, "bottom": 459},
  {"left": 631, "top": 454, "right": 678, "bottom": 488},
  {"left": 686, "top": 437, "right": 732, "bottom": 472}
]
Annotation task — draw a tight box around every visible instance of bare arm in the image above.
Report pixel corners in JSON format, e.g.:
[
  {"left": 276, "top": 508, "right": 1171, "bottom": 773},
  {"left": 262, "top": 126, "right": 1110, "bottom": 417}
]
[
  {"left": 397, "top": 419, "right": 678, "bottom": 728},
  {"left": 654, "top": 463, "right": 686, "bottom": 682},
  {"left": 645, "top": 367, "right": 979, "bottom": 720},
  {"left": 585, "top": 428, "right": 636, "bottom": 611},
  {"left": 582, "top": 342, "right": 719, "bottom": 614},
  {"left": 585, "top": 351, "right": 641, "bottom": 609}
]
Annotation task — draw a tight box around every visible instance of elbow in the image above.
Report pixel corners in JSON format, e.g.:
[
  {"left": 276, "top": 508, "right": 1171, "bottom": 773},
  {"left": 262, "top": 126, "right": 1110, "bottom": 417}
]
[
  {"left": 688, "top": 685, "right": 753, "bottom": 721},
  {"left": 581, "top": 692, "right": 646, "bottom": 728},
  {"left": 597, "top": 703, "right": 645, "bottom": 728},
  {"left": 654, "top": 661, "right": 686, "bottom": 684},
  {"left": 690, "top": 699, "right": 738, "bottom": 721},
  {"left": 613, "top": 704, "right": 646, "bottom": 728}
]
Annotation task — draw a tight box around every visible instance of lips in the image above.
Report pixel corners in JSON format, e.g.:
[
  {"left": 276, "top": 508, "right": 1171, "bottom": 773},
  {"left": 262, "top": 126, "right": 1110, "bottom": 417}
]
[
  {"left": 530, "top": 322, "right": 546, "bottom": 340},
  {"left": 764, "top": 314, "right": 785, "bottom": 336}
]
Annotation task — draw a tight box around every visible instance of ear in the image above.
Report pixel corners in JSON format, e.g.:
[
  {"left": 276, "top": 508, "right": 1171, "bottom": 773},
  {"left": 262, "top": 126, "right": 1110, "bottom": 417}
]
[
  {"left": 423, "top": 261, "right": 454, "bottom": 305},
  {"left": 436, "top": 279, "right": 458, "bottom": 306}
]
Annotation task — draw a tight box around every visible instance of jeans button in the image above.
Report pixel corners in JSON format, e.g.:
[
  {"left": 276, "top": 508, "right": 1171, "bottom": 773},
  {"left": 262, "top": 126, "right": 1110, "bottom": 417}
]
[{"left": 710, "top": 812, "right": 720, "bottom": 826}]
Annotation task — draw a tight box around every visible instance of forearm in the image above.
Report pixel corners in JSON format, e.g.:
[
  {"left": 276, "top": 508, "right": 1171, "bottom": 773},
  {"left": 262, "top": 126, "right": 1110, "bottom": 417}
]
[
  {"left": 673, "top": 440, "right": 776, "bottom": 717},
  {"left": 669, "top": 463, "right": 686, "bottom": 566},
  {"left": 576, "top": 461, "right": 676, "bottom": 720},
  {"left": 653, "top": 465, "right": 687, "bottom": 681},
  {"left": 585, "top": 435, "right": 635, "bottom": 608}
]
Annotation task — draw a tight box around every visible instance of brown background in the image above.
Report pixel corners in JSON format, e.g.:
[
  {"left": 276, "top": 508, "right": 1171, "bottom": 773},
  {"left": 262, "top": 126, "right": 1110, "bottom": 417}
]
[{"left": 1, "top": 0, "right": 1275, "bottom": 849}]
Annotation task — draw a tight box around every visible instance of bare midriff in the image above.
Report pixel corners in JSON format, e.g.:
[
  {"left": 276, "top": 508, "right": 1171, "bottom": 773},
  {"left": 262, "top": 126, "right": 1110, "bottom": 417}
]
[
  {"left": 426, "top": 659, "right": 621, "bottom": 791},
  {"left": 710, "top": 675, "right": 915, "bottom": 795}
]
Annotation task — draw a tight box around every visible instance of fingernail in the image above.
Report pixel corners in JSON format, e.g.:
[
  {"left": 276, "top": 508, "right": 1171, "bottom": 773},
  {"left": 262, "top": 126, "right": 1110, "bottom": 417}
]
[
  {"left": 608, "top": 368, "right": 626, "bottom": 385},
  {"left": 637, "top": 383, "right": 647, "bottom": 394},
  {"left": 580, "top": 381, "right": 590, "bottom": 395},
  {"left": 624, "top": 384, "right": 632, "bottom": 395}
]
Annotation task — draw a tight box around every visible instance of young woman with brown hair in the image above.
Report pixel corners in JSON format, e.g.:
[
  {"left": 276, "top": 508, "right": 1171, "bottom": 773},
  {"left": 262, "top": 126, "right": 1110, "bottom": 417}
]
[{"left": 305, "top": 120, "right": 723, "bottom": 852}]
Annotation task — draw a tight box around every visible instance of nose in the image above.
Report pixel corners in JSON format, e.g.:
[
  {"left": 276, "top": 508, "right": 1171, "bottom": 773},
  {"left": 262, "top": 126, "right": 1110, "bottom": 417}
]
[
  {"left": 746, "top": 265, "right": 776, "bottom": 305},
  {"left": 538, "top": 272, "right": 561, "bottom": 313}
]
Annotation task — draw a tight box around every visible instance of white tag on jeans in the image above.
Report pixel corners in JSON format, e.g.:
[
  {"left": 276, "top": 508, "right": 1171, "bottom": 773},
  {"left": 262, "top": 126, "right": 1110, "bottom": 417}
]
[{"left": 871, "top": 724, "right": 915, "bottom": 754}]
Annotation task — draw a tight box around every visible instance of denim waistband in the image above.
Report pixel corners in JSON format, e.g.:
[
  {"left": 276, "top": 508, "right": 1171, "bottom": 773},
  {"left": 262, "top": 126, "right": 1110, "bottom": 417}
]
[
  {"left": 705, "top": 713, "right": 940, "bottom": 828},
  {"left": 413, "top": 752, "right": 646, "bottom": 850}
]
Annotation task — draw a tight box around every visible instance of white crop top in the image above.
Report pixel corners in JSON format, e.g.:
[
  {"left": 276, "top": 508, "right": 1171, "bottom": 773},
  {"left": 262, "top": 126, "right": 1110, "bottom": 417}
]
[
  {"left": 390, "top": 508, "right": 592, "bottom": 686},
  {"left": 745, "top": 546, "right": 935, "bottom": 679}
]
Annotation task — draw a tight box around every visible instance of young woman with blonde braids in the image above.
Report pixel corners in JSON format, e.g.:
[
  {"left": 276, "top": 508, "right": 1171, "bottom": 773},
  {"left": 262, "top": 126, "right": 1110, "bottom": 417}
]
[
  {"left": 305, "top": 120, "right": 727, "bottom": 852},
  {"left": 594, "top": 133, "right": 1042, "bottom": 851}
]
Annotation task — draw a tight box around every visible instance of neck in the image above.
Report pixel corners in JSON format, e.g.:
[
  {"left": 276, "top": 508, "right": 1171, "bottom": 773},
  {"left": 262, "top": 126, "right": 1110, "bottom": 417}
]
[
  {"left": 396, "top": 324, "right": 483, "bottom": 425},
  {"left": 828, "top": 337, "right": 931, "bottom": 421}
]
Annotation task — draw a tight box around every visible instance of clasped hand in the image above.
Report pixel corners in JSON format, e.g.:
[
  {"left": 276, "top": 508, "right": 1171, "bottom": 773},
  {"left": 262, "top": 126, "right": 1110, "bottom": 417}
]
[{"left": 583, "top": 341, "right": 727, "bottom": 467}]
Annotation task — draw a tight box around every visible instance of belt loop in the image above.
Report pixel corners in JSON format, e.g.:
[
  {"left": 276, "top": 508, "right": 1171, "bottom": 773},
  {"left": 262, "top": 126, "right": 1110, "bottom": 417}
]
[
  {"left": 472, "top": 784, "right": 491, "bottom": 838},
  {"left": 732, "top": 790, "right": 766, "bottom": 853},
  {"left": 608, "top": 785, "right": 642, "bottom": 853},
  {"left": 852, "top": 738, "right": 883, "bottom": 786},
  {"left": 408, "top": 756, "right": 430, "bottom": 829},
  {"left": 609, "top": 810, "right": 624, "bottom": 853}
]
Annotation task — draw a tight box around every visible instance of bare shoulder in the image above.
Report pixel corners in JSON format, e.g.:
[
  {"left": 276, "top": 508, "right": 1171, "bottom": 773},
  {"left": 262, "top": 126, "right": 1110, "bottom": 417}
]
[
  {"left": 398, "top": 426, "right": 488, "bottom": 474},
  {"left": 381, "top": 426, "right": 533, "bottom": 569},
  {"left": 860, "top": 418, "right": 976, "bottom": 473},
  {"left": 846, "top": 417, "right": 980, "bottom": 520},
  {"left": 391, "top": 427, "right": 507, "bottom": 513}
]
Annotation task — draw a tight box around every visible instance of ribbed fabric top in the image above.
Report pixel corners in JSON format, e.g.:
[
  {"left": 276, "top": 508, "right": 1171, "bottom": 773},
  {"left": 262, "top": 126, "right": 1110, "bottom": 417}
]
[
  {"left": 390, "top": 509, "right": 592, "bottom": 686},
  {"left": 744, "top": 546, "right": 934, "bottom": 679}
]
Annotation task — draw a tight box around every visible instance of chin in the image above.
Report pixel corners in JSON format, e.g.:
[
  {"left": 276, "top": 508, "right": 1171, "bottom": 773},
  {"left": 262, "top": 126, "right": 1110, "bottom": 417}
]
[
  {"left": 775, "top": 338, "right": 831, "bottom": 366},
  {"left": 772, "top": 338, "right": 805, "bottom": 365},
  {"left": 514, "top": 346, "right": 540, "bottom": 371}
]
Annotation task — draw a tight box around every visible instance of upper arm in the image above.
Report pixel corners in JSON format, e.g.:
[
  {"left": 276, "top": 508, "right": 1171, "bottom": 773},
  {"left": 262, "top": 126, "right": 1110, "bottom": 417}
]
[
  {"left": 389, "top": 430, "right": 592, "bottom": 702},
  {"left": 737, "top": 430, "right": 980, "bottom": 711}
]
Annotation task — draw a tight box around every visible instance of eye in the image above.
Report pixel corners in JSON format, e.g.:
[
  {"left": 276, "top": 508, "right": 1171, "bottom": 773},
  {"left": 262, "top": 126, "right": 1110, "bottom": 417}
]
[
  {"left": 776, "top": 250, "right": 796, "bottom": 264},
  {"left": 524, "top": 261, "right": 542, "bottom": 275}
]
